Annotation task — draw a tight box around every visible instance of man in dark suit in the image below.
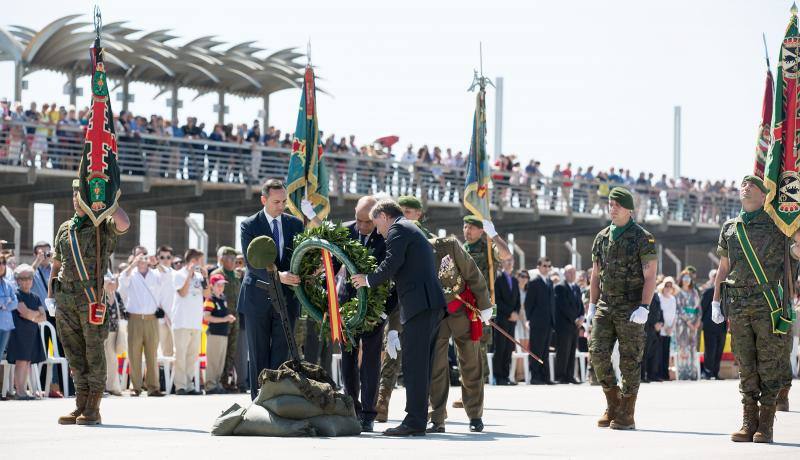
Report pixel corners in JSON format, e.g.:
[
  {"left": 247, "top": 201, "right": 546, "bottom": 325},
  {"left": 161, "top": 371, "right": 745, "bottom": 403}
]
[
  {"left": 237, "top": 179, "right": 304, "bottom": 400},
  {"left": 338, "top": 196, "right": 387, "bottom": 432},
  {"left": 525, "top": 257, "right": 555, "bottom": 384},
  {"left": 554, "top": 265, "right": 584, "bottom": 384},
  {"left": 352, "top": 199, "right": 448, "bottom": 437},
  {"left": 700, "top": 269, "right": 726, "bottom": 380},
  {"left": 493, "top": 259, "right": 520, "bottom": 385}
]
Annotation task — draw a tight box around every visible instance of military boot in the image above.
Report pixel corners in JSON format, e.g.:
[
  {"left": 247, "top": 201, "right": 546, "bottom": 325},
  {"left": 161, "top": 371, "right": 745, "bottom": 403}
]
[
  {"left": 776, "top": 388, "right": 789, "bottom": 412},
  {"left": 57, "top": 392, "right": 87, "bottom": 425},
  {"left": 730, "top": 402, "right": 759, "bottom": 442},
  {"left": 610, "top": 394, "right": 637, "bottom": 430},
  {"left": 76, "top": 391, "right": 103, "bottom": 426},
  {"left": 375, "top": 393, "right": 390, "bottom": 423},
  {"left": 753, "top": 404, "right": 776, "bottom": 443},
  {"left": 597, "top": 386, "right": 621, "bottom": 428}
]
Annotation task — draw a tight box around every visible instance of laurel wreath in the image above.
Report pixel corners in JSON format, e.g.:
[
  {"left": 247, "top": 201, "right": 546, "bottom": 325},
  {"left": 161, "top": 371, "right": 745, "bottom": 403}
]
[{"left": 290, "top": 222, "right": 390, "bottom": 348}]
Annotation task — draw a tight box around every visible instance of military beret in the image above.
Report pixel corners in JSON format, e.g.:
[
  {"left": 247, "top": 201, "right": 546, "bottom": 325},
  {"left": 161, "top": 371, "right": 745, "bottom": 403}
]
[
  {"left": 246, "top": 236, "right": 277, "bottom": 270},
  {"left": 71, "top": 179, "right": 80, "bottom": 191},
  {"left": 218, "top": 246, "right": 237, "bottom": 257},
  {"left": 685, "top": 265, "right": 697, "bottom": 274},
  {"left": 608, "top": 187, "right": 634, "bottom": 210},
  {"left": 742, "top": 175, "right": 768, "bottom": 194},
  {"left": 398, "top": 195, "right": 423, "bottom": 210},
  {"left": 463, "top": 215, "right": 483, "bottom": 228}
]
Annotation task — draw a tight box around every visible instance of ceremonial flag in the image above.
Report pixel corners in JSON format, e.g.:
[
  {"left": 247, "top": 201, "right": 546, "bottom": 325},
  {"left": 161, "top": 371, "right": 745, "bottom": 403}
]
[
  {"left": 286, "top": 65, "right": 330, "bottom": 221},
  {"left": 765, "top": 6, "right": 800, "bottom": 236},
  {"left": 463, "top": 78, "right": 491, "bottom": 220},
  {"left": 754, "top": 67, "right": 774, "bottom": 178},
  {"left": 76, "top": 40, "right": 121, "bottom": 226}
]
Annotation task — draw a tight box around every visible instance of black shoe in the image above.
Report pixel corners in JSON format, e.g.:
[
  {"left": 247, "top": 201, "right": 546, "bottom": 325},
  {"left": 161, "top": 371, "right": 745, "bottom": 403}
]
[
  {"left": 545, "top": 380, "right": 556, "bottom": 385},
  {"left": 529, "top": 379, "right": 546, "bottom": 385},
  {"left": 426, "top": 423, "right": 445, "bottom": 433},
  {"left": 383, "top": 424, "right": 426, "bottom": 437},
  {"left": 176, "top": 389, "right": 187, "bottom": 395},
  {"left": 652, "top": 377, "right": 663, "bottom": 382},
  {"left": 360, "top": 420, "right": 374, "bottom": 433},
  {"left": 469, "top": 418, "right": 484, "bottom": 432},
  {"left": 714, "top": 375, "right": 725, "bottom": 381},
  {"left": 188, "top": 389, "right": 202, "bottom": 395},
  {"left": 148, "top": 390, "right": 166, "bottom": 397},
  {"left": 641, "top": 378, "right": 650, "bottom": 383}
]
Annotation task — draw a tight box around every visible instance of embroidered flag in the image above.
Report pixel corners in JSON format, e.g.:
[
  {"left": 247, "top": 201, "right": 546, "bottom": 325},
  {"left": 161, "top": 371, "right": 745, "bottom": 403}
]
[
  {"left": 754, "top": 67, "right": 774, "bottom": 178},
  {"left": 463, "top": 76, "right": 492, "bottom": 220}
]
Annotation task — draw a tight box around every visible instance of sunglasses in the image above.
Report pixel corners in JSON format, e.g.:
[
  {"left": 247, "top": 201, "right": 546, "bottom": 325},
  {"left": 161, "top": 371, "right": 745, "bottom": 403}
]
[
  {"left": 540, "top": 264, "right": 551, "bottom": 268},
  {"left": 159, "top": 255, "right": 172, "bottom": 260}
]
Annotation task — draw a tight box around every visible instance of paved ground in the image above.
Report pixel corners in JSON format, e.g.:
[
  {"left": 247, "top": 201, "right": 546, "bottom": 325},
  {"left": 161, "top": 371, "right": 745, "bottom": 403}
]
[{"left": 3, "top": 379, "right": 799, "bottom": 459}]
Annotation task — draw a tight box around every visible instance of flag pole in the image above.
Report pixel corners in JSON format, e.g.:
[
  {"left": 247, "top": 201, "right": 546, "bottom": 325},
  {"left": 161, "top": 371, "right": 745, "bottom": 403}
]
[{"left": 479, "top": 42, "right": 496, "bottom": 304}]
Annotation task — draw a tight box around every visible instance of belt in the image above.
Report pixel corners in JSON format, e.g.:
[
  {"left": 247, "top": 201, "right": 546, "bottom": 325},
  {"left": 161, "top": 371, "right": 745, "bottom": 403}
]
[
  {"left": 600, "top": 292, "right": 641, "bottom": 304},
  {"left": 724, "top": 283, "right": 778, "bottom": 298},
  {"left": 57, "top": 279, "right": 91, "bottom": 292},
  {"left": 127, "top": 313, "right": 156, "bottom": 320}
]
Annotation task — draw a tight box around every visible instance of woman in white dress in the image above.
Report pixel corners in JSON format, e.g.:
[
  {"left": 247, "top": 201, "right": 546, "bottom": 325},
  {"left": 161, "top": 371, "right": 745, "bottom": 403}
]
[{"left": 657, "top": 276, "right": 677, "bottom": 380}]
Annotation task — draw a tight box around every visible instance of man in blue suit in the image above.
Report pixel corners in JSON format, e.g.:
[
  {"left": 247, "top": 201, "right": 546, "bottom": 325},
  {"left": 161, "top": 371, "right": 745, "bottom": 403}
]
[
  {"left": 352, "top": 199, "right": 446, "bottom": 437},
  {"left": 238, "top": 179, "right": 304, "bottom": 399}
]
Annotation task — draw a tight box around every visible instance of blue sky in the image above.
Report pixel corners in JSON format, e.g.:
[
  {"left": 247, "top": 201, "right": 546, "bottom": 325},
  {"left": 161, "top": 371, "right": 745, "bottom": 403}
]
[{"left": 1, "top": 0, "right": 795, "bottom": 183}]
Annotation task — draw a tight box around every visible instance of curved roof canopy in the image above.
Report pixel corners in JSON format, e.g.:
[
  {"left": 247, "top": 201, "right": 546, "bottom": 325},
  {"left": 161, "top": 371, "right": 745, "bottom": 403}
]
[{"left": 0, "top": 15, "right": 314, "bottom": 98}]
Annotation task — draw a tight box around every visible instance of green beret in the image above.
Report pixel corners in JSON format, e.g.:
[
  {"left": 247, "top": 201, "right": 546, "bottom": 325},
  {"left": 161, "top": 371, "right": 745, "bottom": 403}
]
[
  {"left": 685, "top": 265, "right": 697, "bottom": 274},
  {"left": 247, "top": 236, "right": 277, "bottom": 269},
  {"left": 71, "top": 179, "right": 80, "bottom": 191},
  {"left": 463, "top": 215, "right": 483, "bottom": 228},
  {"left": 218, "top": 246, "right": 237, "bottom": 257},
  {"left": 742, "top": 175, "right": 768, "bottom": 194},
  {"left": 398, "top": 195, "right": 422, "bottom": 210},
  {"left": 608, "top": 187, "right": 634, "bottom": 210}
]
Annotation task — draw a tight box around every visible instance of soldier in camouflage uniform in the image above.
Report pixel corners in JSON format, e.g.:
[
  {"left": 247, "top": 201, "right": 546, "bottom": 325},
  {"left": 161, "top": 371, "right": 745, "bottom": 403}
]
[
  {"left": 50, "top": 180, "right": 130, "bottom": 425},
  {"left": 427, "top": 234, "right": 492, "bottom": 434},
  {"left": 712, "top": 175, "right": 799, "bottom": 444},
  {"left": 587, "top": 187, "right": 657, "bottom": 431},
  {"left": 462, "top": 215, "right": 512, "bottom": 392},
  {"left": 375, "top": 196, "right": 431, "bottom": 422},
  {"left": 211, "top": 246, "right": 242, "bottom": 391}
]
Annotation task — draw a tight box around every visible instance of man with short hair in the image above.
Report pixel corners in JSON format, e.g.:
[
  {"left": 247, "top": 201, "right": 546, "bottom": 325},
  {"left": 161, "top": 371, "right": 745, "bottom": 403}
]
[
  {"left": 171, "top": 249, "right": 210, "bottom": 395},
  {"left": 211, "top": 246, "right": 243, "bottom": 391},
  {"left": 493, "top": 258, "right": 520, "bottom": 386},
  {"left": 156, "top": 245, "right": 176, "bottom": 358},
  {"left": 352, "top": 199, "right": 446, "bottom": 437},
  {"left": 526, "top": 257, "right": 556, "bottom": 384},
  {"left": 238, "top": 179, "right": 304, "bottom": 399},
  {"left": 554, "top": 264, "right": 584, "bottom": 384}
]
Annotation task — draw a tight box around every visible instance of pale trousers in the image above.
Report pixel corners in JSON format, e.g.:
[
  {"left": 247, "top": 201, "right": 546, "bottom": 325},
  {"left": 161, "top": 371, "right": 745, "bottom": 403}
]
[
  {"left": 205, "top": 334, "right": 228, "bottom": 391},
  {"left": 103, "top": 331, "right": 122, "bottom": 393},
  {"left": 173, "top": 328, "right": 201, "bottom": 391},
  {"left": 127, "top": 315, "right": 160, "bottom": 392}
]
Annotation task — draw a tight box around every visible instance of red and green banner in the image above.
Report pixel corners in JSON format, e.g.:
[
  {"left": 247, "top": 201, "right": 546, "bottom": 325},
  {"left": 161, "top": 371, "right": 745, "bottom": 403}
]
[
  {"left": 463, "top": 76, "right": 491, "bottom": 220},
  {"left": 754, "top": 67, "right": 773, "bottom": 178},
  {"left": 76, "top": 43, "right": 121, "bottom": 227},
  {"left": 764, "top": 7, "right": 800, "bottom": 237}
]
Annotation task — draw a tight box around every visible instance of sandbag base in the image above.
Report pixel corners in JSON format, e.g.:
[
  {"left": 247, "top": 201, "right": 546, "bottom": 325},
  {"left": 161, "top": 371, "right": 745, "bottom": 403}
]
[{"left": 211, "top": 361, "right": 361, "bottom": 437}]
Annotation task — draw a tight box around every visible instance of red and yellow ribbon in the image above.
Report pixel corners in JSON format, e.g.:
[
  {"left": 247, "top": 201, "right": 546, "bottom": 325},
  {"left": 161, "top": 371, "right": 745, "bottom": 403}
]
[{"left": 321, "top": 249, "right": 345, "bottom": 344}]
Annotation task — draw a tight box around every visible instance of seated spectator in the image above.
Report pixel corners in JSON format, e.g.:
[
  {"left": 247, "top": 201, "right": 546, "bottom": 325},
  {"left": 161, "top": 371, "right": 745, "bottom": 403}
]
[
  {"left": 203, "top": 274, "right": 236, "bottom": 394},
  {"left": 7, "top": 264, "right": 46, "bottom": 400}
]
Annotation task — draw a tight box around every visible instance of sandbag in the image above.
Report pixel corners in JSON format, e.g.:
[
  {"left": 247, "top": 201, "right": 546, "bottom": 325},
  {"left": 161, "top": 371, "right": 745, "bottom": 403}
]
[
  {"left": 211, "top": 403, "right": 245, "bottom": 436},
  {"left": 262, "top": 394, "right": 355, "bottom": 419},
  {"left": 254, "top": 378, "right": 305, "bottom": 406},
  {"left": 233, "top": 404, "right": 316, "bottom": 437},
  {"left": 307, "top": 414, "right": 362, "bottom": 437}
]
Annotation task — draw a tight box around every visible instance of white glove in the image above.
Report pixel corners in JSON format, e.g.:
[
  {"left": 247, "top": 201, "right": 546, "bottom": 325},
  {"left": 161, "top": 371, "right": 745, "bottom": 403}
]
[
  {"left": 480, "top": 308, "right": 493, "bottom": 325},
  {"left": 629, "top": 306, "right": 649, "bottom": 324},
  {"left": 45, "top": 298, "right": 56, "bottom": 317},
  {"left": 711, "top": 300, "right": 725, "bottom": 324},
  {"left": 482, "top": 220, "right": 498, "bottom": 238},
  {"left": 386, "top": 330, "right": 401, "bottom": 360},
  {"left": 586, "top": 303, "right": 597, "bottom": 325},
  {"left": 300, "top": 199, "right": 317, "bottom": 220}
]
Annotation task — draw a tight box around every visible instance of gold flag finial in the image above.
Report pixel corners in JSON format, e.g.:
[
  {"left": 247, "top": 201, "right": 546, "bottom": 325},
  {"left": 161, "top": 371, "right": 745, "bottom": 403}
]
[{"left": 792, "top": 2, "right": 798, "bottom": 15}]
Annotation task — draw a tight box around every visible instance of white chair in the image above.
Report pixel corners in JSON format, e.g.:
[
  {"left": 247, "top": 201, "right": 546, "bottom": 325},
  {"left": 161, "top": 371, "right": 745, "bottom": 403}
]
[
  {"left": 2, "top": 360, "right": 42, "bottom": 397},
  {"left": 508, "top": 347, "right": 530, "bottom": 384},
  {"left": 194, "top": 355, "right": 207, "bottom": 392},
  {"left": 548, "top": 352, "right": 557, "bottom": 383},
  {"left": 486, "top": 352, "right": 494, "bottom": 384},
  {"left": 331, "top": 353, "right": 343, "bottom": 388},
  {"left": 574, "top": 351, "right": 589, "bottom": 382},
  {"left": 39, "top": 321, "right": 70, "bottom": 397},
  {"left": 121, "top": 354, "right": 176, "bottom": 393}
]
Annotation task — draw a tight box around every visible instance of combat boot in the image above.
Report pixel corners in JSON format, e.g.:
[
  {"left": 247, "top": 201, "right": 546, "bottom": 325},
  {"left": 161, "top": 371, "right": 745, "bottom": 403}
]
[
  {"left": 375, "top": 394, "right": 389, "bottom": 423},
  {"left": 610, "top": 393, "right": 637, "bottom": 430},
  {"left": 76, "top": 391, "right": 103, "bottom": 426},
  {"left": 753, "top": 404, "right": 776, "bottom": 443},
  {"left": 776, "top": 388, "right": 789, "bottom": 412},
  {"left": 57, "top": 392, "right": 87, "bottom": 425},
  {"left": 730, "top": 402, "right": 759, "bottom": 442},
  {"left": 597, "top": 386, "right": 620, "bottom": 427}
]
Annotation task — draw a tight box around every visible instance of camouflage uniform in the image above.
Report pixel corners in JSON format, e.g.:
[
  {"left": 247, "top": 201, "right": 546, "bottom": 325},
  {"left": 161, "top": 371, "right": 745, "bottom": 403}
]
[
  {"left": 428, "top": 235, "right": 491, "bottom": 427},
  {"left": 210, "top": 266, "right": 242, "bottom": 386},
  {"left": 53, "top": 216, "right": 125, "bottom": 395},
  {"left": 589, "top": 220, "right": 656, "bottom": 397},
  {"left": 464, "top": 234, "right": 501, "bottom": 381},
  {"left": 717, "top": 210, "right": 794, "bottom": 407}
]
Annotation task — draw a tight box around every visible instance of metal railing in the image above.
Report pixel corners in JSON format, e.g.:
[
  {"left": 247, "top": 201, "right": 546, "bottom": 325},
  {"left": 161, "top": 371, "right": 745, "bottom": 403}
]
[{"left": 0, "top": 120, "right": 738, "bottom": 226}]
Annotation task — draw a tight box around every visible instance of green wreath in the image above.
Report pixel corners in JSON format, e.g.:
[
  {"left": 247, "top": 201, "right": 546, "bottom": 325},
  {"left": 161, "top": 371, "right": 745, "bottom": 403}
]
[{"left": 290, "top": 222, "right": 390, "bottom": 348}]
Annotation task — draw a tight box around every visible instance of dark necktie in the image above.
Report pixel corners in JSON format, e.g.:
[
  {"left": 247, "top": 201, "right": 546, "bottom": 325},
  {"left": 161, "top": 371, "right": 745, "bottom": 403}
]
[{"left": 272, "top": 218, "right": 281, "bottom": 261}]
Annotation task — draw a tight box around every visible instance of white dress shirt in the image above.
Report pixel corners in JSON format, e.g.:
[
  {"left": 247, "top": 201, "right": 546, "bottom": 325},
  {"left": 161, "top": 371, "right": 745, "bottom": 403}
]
[{"left": 119, "top": 268, "right": 168, "bottom": 315}]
